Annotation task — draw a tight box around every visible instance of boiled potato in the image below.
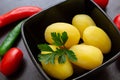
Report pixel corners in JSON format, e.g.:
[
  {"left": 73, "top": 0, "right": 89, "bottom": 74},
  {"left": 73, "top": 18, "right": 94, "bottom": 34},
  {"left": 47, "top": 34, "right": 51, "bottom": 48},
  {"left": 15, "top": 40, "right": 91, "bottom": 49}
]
[
  {"left": 70, "top": 44, "right": 103, "bottom": 70},
  {"left": 41, "top": 45, "right": 73, "bottom": 80},
  {"left": 83, "top": 26, "right": 111, "bottom": 54},
  {"left": 72, "top": 14, "right": 96, "bottom": 37},
  {"left": 45, "top": 22, "right": 81, "bottom": 48}
]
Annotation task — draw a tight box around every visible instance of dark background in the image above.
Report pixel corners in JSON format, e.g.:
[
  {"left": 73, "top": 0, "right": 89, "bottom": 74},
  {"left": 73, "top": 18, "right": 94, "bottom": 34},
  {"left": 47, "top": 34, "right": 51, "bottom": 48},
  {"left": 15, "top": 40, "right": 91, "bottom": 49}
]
[{"left": 0, "top": 0, "right": 120, "bottom": 80}]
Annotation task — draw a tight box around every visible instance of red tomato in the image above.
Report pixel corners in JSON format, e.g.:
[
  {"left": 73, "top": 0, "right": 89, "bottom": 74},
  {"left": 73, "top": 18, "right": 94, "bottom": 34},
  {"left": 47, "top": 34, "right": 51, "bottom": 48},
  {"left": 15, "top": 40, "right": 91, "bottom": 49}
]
[
  {"left": 0, "top": 47, "right": 23, "bottom": 76},
  {"left": 114, "top": 14, "right": 120, "bottom": 30},
  {"left": 93, "top": 0, "right": 109, "bottom": 9}
]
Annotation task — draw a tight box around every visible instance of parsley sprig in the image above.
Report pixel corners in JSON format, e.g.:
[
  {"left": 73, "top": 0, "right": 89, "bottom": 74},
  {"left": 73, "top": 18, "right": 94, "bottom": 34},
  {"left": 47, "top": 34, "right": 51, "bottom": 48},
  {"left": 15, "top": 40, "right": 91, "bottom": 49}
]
[{"left": 38, "top": 31, "right": 77, "bottom": 64}]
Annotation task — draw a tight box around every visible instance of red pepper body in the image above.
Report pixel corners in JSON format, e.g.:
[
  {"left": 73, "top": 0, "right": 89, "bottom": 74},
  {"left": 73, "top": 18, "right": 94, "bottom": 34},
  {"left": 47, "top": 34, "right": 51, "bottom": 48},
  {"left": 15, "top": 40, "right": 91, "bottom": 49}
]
[
  {"left": 93, "top": 0, "right": 109, "bottom": 9},
  {"left": 114, "top": 14, "right": 120, "bottom": 30},
  {"left": 0, "top": 6, "right": 42, "bottom": 28},
  {"left": 0, "top": 48, "right": 23, "bottom": 76}
]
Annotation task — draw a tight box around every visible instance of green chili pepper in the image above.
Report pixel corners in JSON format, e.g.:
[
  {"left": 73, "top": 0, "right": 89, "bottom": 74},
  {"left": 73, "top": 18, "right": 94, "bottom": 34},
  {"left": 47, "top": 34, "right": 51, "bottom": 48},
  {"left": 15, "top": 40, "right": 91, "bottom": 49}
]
[{"left": 0, "top": 20, "right": 25, "bottom": 59}]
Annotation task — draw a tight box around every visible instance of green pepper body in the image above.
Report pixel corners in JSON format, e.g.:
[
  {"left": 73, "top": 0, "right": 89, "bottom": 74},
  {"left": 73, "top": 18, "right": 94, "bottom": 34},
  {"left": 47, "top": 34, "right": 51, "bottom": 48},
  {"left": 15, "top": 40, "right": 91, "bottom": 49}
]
[{"left": 0, "top": 20, "right": 25, "bottom": 58}]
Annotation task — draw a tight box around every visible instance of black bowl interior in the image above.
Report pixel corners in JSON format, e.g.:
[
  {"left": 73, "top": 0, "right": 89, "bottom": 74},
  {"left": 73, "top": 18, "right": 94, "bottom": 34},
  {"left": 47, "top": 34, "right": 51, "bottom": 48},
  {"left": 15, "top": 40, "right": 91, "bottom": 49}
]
[{"left": 21, "top": 0, "right": 120, "bottom": 80}]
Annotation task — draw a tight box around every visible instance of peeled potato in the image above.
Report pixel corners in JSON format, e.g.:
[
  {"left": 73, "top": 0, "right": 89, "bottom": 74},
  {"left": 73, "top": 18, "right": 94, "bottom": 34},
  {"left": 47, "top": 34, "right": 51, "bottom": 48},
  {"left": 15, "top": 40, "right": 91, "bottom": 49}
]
[
  {"left": 72, "top": 14, "right": 96, "bottom": 37},
  {"left": 41, "top": 45, "right": 73, "bottom": 80},
  {"left": 45, "top": 22, "right": 81, "bottom": 48},
  {"left": 83, "top": 26, "right": 111, "bottom": 54},
  {"left": 70, "top": 44, "right": 103, "bottom": 70}
]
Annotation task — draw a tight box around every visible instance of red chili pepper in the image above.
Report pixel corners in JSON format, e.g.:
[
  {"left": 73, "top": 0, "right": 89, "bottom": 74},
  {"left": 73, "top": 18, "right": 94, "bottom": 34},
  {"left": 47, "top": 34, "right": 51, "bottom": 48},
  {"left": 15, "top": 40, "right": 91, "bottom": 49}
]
[
  {"left": 93, "top": 0, "right": 109, "bottom": 9},
  {"left": 0, "top": 47, "right": 23, "bottom": 76},
  {"left": 113, "top": 14, "right": 120, "bottom": 30},
  {"left": 0, "top": 6, "right": 42, "bottom": 28}
]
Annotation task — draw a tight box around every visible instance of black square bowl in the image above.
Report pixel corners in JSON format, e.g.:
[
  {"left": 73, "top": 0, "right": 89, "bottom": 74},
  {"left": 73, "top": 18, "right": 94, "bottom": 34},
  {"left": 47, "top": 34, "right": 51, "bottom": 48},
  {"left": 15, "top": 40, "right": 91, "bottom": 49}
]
[{"left": 21, "top": 0, "right": 120, "bottom": 80}]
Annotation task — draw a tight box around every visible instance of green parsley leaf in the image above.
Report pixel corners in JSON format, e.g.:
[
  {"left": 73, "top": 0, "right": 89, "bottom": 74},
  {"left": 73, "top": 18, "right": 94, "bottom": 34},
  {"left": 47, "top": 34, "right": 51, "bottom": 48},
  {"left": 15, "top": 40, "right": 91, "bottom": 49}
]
[
  {"left": 38, "top": 52, "right": 56, "bottom": 64},
  {"left": 38, "top": 53, "right": 51, "bottom": 64},
  {"left": 49, "top": 53, "right": 56, "bottom": 64},
  {"left": 61, "top": 32, "right": 68, "bottom": 44},
  {"left": 58, "top": 54, "right": 66, "bottom": 64},
  {"left": 65, "top": 50, "right": 77, "bottom": 62},
  {"left": 51, "top": 32, "right": 62, "bottom": 46},
  {"left": 51, "top": 31, "right": 68, "bottom": 47},
  {"left": 38, "top": 44, "right": 53, "bottom": 52}
]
